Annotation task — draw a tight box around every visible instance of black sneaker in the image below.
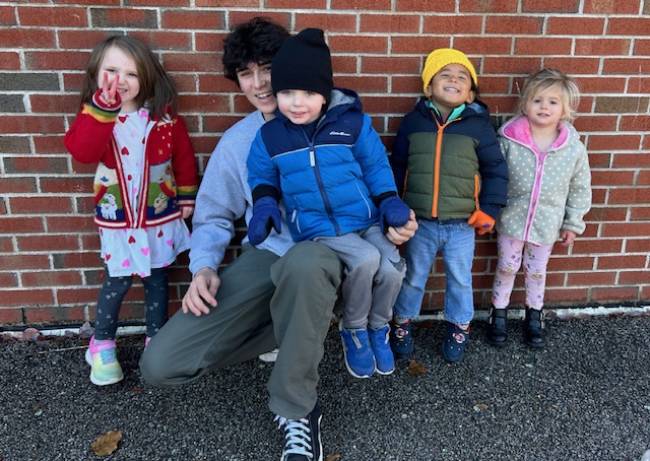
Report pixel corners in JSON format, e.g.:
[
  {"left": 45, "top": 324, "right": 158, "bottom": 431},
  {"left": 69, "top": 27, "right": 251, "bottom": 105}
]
[{"left": 275, "top": 402, "right": 323, "bottom": 461}]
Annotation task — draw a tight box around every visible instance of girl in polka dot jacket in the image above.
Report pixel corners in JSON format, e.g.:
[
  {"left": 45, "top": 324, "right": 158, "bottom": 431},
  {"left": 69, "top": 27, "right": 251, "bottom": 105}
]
[
  {"left": 64, "top": 35, "right": 198, "bottom": 386},
  {"left": 487, "top": 68, "right": 591, "bottom": 350}
]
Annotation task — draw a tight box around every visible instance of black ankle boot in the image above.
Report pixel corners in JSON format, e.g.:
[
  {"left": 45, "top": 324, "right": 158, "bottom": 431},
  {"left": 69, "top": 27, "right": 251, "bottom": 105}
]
[
  {"left": 487, "top": 307, "right": 508, "bottom": 347},
  {"left": 524, "top": 307, "right": 545, "bottom": 349}
]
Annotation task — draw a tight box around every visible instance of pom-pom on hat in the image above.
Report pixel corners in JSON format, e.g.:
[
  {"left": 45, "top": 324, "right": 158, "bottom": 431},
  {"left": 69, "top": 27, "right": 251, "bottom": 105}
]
[
  {"left": 421, "top": 48, "right": 478, "bottom": 93},
  {"left": 271, "top": 28, "right": 333, "bottom": 104}
]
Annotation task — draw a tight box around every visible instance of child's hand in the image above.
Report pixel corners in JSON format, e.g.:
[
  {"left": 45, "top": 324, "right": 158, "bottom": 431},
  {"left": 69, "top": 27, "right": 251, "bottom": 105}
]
[
  {"left": 247, "top": 196, "right": 282, "bottom": 246},
  {"left": 379, "top": 195, "right": 411, "bottom": 230},
  {"left": 182, "top": 206, "right": 194, "bottom": 219},
  {"left": 467, "top": 210, "right": 495, "bottom": 235},
  {"left": 99, "top": 71, "right": 120, "bottom": 106},
  {"left": 559, "top": 230, "right": 576, "bottom": 246}
]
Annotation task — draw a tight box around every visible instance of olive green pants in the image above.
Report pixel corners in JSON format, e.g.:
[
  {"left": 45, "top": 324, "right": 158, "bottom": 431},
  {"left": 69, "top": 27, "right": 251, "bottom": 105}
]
[{"left": 139, "top": 241, "right": 342, "bottom": 419}]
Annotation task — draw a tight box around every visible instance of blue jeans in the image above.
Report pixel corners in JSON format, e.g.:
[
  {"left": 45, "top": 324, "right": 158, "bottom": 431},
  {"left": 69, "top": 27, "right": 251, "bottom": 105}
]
[{"left": 393, "top": 219, "right": 475, "bottom": 325}]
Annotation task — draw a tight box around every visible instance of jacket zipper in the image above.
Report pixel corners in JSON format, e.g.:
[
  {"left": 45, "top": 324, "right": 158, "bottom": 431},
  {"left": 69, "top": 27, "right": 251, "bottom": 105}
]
[
  {"left": 431, "top": 116, "right": 460, "bottom": 218},
  {"left": 523, "top": 150, "right": 547, "bottom": 241}
]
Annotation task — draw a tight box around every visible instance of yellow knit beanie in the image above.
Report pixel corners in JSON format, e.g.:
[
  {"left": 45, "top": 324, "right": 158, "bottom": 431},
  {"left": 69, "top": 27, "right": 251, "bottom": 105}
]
[{"left": 421, "top": 48, "right": 478, "bottom": 93}]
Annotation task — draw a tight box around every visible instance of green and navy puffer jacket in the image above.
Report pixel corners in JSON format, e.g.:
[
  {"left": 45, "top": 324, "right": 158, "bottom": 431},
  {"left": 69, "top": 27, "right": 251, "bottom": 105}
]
[{"left": 391, "top": 98, "right": 508, "bottom": 220}]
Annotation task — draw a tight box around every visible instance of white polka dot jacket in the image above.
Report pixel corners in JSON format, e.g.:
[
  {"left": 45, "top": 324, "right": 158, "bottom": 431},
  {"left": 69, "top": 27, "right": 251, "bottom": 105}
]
[{"left": 496, "top": 115, "right": 592, "bottom": 245}]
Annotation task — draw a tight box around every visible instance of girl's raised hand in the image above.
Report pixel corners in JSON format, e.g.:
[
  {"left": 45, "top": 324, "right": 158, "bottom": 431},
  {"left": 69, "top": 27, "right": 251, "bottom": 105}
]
[
  {"left": 99, "top": 71, "right": 119, "bottom": 105},
  {"left": 559, "top": 229, "right": 576, "bottom": 246}
]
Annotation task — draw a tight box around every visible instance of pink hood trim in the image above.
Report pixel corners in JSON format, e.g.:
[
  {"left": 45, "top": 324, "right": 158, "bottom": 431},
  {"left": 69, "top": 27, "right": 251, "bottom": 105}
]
[{"left": 500, "top": 116, "right": 570, "bottom": 153}]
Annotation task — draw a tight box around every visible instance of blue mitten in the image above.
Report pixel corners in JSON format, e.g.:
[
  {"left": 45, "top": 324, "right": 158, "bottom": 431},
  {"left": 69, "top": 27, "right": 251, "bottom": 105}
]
[
  {"left": 379, "top": 195, "right": 410, "bottom": 229},
  {"left": 247, "top": 196, "right": 282, "bottom": 246}
]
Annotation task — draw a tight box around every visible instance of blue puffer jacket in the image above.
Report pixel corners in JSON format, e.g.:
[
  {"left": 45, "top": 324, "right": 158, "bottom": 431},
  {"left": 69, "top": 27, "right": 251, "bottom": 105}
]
[{"left": 247, "top": 88, "right": 398, "bottom": 242}]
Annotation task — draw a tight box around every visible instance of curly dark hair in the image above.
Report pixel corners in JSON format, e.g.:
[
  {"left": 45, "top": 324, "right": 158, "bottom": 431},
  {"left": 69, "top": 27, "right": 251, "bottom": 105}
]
[{"left": 222, "top": 17, "right": 289, "bottom": 84}]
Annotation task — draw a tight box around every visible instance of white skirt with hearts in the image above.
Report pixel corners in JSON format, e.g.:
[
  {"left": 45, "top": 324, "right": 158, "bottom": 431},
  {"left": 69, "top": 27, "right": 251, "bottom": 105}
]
[{"left": 99, "top": 218, "right": 191, "bottom": 278}]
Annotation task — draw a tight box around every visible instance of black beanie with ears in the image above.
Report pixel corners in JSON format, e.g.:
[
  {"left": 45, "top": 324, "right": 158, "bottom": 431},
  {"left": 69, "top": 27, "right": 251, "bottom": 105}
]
[{"left": 271, "top": 28, "right": 333, "bottom": 106}]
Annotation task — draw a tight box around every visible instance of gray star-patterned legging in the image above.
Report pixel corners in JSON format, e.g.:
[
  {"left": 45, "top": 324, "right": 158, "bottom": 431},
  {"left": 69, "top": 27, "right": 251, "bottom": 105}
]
[{"left": 94, "top": 267, "right": 168, "bottom": 340}]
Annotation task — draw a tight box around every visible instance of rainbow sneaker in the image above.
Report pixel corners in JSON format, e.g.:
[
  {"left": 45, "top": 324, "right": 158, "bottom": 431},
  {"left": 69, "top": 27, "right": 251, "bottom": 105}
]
[{"left": 85, "top": 336, "right": 124, "bottom": 386}]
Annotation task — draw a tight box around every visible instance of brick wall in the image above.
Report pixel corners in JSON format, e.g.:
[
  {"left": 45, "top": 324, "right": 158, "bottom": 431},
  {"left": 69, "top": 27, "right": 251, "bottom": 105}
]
[{"left": 1, "top": 0, "right": 649, "bottom": 327}]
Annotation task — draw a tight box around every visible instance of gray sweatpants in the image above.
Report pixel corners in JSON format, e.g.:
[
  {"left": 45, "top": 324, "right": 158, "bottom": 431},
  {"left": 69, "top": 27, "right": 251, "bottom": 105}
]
[
  {"left": 316, "top": 225, "right": 406, "bottom": 330},
  {"left": 139, "top": 241, "right": 343, "bottom": 419}
]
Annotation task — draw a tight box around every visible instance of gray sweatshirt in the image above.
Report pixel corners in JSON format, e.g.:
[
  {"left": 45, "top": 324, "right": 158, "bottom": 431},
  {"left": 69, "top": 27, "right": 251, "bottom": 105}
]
[{"left": 189, "top": 111, "right": 293, "bottom": 275}]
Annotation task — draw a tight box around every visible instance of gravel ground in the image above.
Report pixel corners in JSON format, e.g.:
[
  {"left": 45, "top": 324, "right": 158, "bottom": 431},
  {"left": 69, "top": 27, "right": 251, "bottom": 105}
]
[{"left": 1, "top": 316, "right": 650, "bottom": 461}]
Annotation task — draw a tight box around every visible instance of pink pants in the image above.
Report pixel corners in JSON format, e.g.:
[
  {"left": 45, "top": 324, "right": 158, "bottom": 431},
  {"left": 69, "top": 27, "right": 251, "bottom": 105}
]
[{"left": 491, "top": 234, "right": 554, "bottom": 310}]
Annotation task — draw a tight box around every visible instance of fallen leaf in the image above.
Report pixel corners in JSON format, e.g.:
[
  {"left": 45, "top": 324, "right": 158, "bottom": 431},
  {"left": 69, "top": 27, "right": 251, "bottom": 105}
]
[
  {"left": 473, "top": 403, "right": 489, "bottom": 413},
  {"left": 325, "top": 453, "right": 342, "bottom": 461},
  {"left": 407, "top": 359, "right": 427, "bottom": 377},
  {"left": 91, "top": 430, "right": 122, "bottom": 457}
]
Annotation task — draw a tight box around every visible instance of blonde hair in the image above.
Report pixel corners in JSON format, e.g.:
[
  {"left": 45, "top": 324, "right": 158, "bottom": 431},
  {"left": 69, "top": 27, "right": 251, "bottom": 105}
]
[{"left": 517, "top": 68, "right": 580, "bottom": 121}]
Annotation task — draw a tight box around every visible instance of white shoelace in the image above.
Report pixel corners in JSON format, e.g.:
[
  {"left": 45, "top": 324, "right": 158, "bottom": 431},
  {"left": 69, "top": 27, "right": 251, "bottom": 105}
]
[{"left": 275, "top": 415, "right": 313, "bottom": 459}]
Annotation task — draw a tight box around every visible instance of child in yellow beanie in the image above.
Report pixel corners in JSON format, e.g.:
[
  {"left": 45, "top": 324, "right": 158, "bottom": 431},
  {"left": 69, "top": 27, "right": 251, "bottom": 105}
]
[{"left": 389, "top": 48, "right": 508, "bottom": 363}]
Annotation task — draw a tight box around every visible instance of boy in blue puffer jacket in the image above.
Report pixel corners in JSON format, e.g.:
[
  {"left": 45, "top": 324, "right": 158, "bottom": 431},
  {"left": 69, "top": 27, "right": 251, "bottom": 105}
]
[{"left": 247, "top": 28, "right": 412, "bottom": 379}]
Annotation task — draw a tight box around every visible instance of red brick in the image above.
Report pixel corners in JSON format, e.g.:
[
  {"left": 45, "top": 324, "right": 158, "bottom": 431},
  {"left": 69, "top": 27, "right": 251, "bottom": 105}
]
[
  {"left": 47, "top": 216, "right": 96, "bottom": 233},
  {"left": 637, "top": 171, "right": 650, "bottom": 186},
  {"left": 613, "top": 153, "right": 650, "bottom": 168},
  {"left": 567, "top": 271, "right": 616, "bottom": 286},
  {"left": 331, "top": 0, "right": 391, "bottom": 9},
  {"left": 591, "top": 171, "right": 635, "bottom": 187},
  {"left": 591, "top": 189, "right": 606, "bottom": 205},
  {"left": 0, "top": 52, "right": 20, "bottom": 70},
  {"left": 26, "top": 51, "right": 90, "bottom": 70},
  {"left": 522, "top": 0, "right": 579, "bottom": 12},
  {"left": 485, "top": 16, "right": 542, "bottom": 34},
  {"left": 540, "top": 57, "right": 600, "bottom": 75},
  {"left": 608, "top": 188, "right": 650, "bottom": 205},
  {"left": 603, "top": 58, "right": 650, "bottom": 74},
  {"left": 227, "top": 12, "right": 290, "bottom": 30},
  {"left": 52, "top": 251, "right": 100, "bottom": 269},
  {"left": 0, "top": 177, "right": 37, "bottom": 194},
  {"left": 82, "top": 234, "right": 101, "bottom": 251},
  {"left": 361, "top": 96, "right": 417, "bottom": 114},
  {"left": 1, "top": 290, "right": 54, "bottom": 308},
  {"left": 162, "top": 53, "right": 221, "bottom": 72},
  {"left": 162, "top": 10, "right": 225, "bottom": 30},
  {"left": 128, "top": 31, "right": 192, "bottom": 51},
  {"left": 1, "top": 116, "right": 64, "bottom": 134},
  {"left": 319, "top": 55, "right": 353, "bottom": 74},
  {"left": 626, "top": 239, "right": 650, "bottom": 253},
  {"left": 10, "top": 197, "right": 73, "bottom": 214},
  {"left": 40, "top": 177, "right": 93, "bottom": 194},
  {"left": 4, "top": 156, "right": 68, "bottom": 175},
  {"left": 391, "top": 36, "right": 450, "bottom": 54},
  {"left": 483, "top": 57, "right": 542, "bottom": 74},
  {"left": 197, "top": 75, "right": 235, "bottom": 93},
  {"left": 194, "top": 32, "right": 228, "bottom": 52},
  {"left": 266, "top": 0, "right": 325, "bottom": 7},
  {"left": 91, "top": 8, "right": 157, "bottom": 29},
  {"left": 0, "top": 308, "right": 22, "bottom": 324},
  {"left": 620, "top": 116, "right": 650, "bottom": 132},
  {"left": 33, "top": 136, "right": 65, "bottom": 154},
  {"left": 25, "top": 306, "right": 86, "bottom": 324},
  {"left": 0, "top": 6, "right": 16, "bottom": 25},
  {"left": 608, "top": 18, "right": 650, "bottom": 36},
  {"left": 203, "top": 116, "right": 246, "bottom": 133},
  {"left": 601, "top": 223, "right": 650, "bottom": 238},
  {"left": 296, "top": 13, "right": 357, "bottom": 32},
  {"left": 171, "top": 74, "right": 196, "bottom": 93},
  {"left": 126, "top": 0, "right": 190, "bottom": 4},
  {"left": 547, "top": 256, "right": 594, "bottom": 271},
  {"left": 571, "top": 239, "right": 622, "bottom": 254},
  {"left": 588, "top": 135, "right": 641, "bottom": 151},
  {"left": 619, "top": 271, "right": 650, "bottom": 285},
  {"left": 575, "top": 78, "right": 626, "bottom": 95},
  {"left": 460, "top": 0, "right": 517, "bottom": 12},
  {"left": 584, "top": 207, "right": 627, "bottom": 222},
  {"left": 362, "top": 56, "right": 420, "bottom": 74},
  {"left": 515, "top": 38, "right": 572, "bottom": 55},
  {"left": 591, "top": 286, "right": 639, "bottom": 302},
  {"left": 30, "top": 94, "right": 78, "bottom": 114},
  {"left": 396, "top": 0, "right": 453, "bottom": 11},
  {"left": 0, "top": 217, "right": 44, "bottom": 234},
  {"left": 480, "top": 96, "right": 517, "bottom": 115},
  {"left": 41, "top": 287, "right": 94, "bottom": 305},
  {"left": 178, "top": 95, "right": 229, "bottom": 113},
  {"left": 57, "top": 30, "right": 113, "bottom": 50},
  {"left": 18, "top": 6, "right": 87, "bottom": 27},
  {"left": 329, "top": 35, "right": 387, "bottom": 53},
  {"left": 584, "top": 0, "right": 640, "bottom": 14},
  {"left": 0, "top": 272, "right": 18, "bottom": 288},
  {"left": 423, "top": 16, "right": 483, "bottom": 34},
  {"left": 0, "top": 236, "right": 13, "bottom": 252},
  {"left": 456, "top": 37, "right": 511, "bottom": 55},
  {"left": 0, "top": 28, "right": 55, "bottom": 48},
  {"left": 572, "top": 116, "right": 617, "bottom": 132},
  {"left": 22, "top": 271, "right": 83, "bottom": 287},
  {"left": 544, "top": 288, "right": 589, "bottom": 303},
  {"left": 335, "top": 76, "right": 387, "bottom": 93},
  {"left": 585, "top": 153, "right": 610, "bottom": 169},
  {"left": 63, "top": 73, "right": 85, "bottom": 92},
  {"left": 58, "top": 0, "right": 119, "bottom": 3},
  {"left": 17, "top": 235, "right": 80, "bottom": 252},
  {"left": 360, "top": 14, "right": 419, "bottom": 33},
  {"left": 547, "top": 17, "right": 604, "bottom": 36},
  {"left": 575, "top": 39, "right": 631, "bottom": 56},
  {"left": 1, "top": 254, "right": 50, "bottom": 270},
  {"left": 634, "top": 40, "right": 650, "bottom": 56},
  {"left": 390, "top": 76, "right": 420, "bottom": 94}
]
